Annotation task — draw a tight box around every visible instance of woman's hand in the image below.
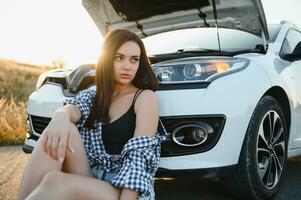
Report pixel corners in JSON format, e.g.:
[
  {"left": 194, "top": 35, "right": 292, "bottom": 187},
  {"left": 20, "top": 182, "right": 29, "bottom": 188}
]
[{"left": 40, "top": 110, "right": 76, "bottom": 163}]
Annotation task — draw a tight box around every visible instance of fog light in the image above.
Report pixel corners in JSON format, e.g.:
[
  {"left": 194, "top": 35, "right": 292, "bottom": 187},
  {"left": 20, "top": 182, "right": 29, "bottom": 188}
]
[
  {"left": 191, "top": 128, "right": 207, "bottom": 142},
  {"left": 172, "top": 122, "right": 213, "bottom": 147}
]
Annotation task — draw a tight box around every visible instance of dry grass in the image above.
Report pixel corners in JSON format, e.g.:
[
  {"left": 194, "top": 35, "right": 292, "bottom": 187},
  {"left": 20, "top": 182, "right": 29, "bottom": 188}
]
[
  {"left": 0, "top": 59, "right": 53, "bottom": 145},
  {"left": 0, "top": 98, "right": 27, "bottom": 145},
  {"left": 0, "top": 59, "right": 51, "bottom": 102}
]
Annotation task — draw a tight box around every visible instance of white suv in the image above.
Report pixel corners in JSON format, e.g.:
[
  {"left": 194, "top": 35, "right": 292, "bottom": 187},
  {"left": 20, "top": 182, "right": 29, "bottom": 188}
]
[{"left": 23, "top": 0, "right": 301, "bottom": 199}]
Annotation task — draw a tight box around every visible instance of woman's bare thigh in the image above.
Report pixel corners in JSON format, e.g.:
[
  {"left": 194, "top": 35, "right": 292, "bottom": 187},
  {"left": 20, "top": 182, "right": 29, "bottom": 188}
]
[{"left": 46, "top": 171, "right": 121, "bottom": 200}]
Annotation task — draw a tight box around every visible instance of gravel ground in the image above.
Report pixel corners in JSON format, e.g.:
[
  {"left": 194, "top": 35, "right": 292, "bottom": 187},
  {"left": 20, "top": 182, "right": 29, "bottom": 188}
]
[
  {"left": 0, "top": 145, "right": 300, "bottom": 200},
  {"left": 0, "top": 146, "right": 28, "bottom": 200}
]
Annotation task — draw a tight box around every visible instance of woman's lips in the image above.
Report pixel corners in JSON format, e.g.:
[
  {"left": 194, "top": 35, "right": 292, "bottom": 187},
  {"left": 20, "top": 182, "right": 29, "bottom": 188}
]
[{"left": 120, "top": 74, "right": 131, "bottom": 79}]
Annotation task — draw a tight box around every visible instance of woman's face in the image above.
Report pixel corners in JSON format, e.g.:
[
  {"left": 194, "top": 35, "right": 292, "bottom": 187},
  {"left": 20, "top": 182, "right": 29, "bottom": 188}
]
[{"left": 113, "top": 41, "right": 141, "bottom": 86}]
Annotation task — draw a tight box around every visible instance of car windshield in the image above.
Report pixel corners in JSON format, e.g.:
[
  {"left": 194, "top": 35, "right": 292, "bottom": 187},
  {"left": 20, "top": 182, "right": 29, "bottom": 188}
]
[{"left": 143, "top": 25, "right": 281, "bottom": 56}]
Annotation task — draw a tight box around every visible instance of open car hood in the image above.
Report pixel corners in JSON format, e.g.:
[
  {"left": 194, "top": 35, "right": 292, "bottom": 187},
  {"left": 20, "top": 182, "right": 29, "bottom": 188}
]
[{"left": 83, "top": 0, "right": 269, "bottom": 41}]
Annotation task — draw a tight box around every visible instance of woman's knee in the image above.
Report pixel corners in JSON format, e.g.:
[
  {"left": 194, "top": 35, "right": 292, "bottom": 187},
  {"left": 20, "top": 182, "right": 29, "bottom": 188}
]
[
  {"left": 64, "top": 124, "right": 89, "bottom": 168},
  {"left": 68, "top": 124, "right": 82, "bottom": 143},
  {"left": 69, "top": 123, "right": 80, "bottom": 134},
  {"left": 66, "top": 124, "right": 85, "bottom": 153},
  {"left": 40, "top": 170, "right": 64, "bottom": 188}
]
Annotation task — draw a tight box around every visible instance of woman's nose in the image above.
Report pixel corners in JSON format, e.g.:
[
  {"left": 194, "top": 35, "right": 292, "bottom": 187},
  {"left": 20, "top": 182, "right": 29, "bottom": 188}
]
[{"left": 121, "top": 59, "right": 132, "bottom": 70}]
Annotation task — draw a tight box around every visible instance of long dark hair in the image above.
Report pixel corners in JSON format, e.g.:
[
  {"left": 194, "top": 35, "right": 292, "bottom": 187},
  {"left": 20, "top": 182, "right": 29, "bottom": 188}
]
[{"left": 84, "top": 29, "right": 158, "bottom": 129}]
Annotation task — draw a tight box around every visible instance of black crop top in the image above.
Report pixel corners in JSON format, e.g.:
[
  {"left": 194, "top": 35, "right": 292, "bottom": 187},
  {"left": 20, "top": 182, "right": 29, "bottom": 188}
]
[{"left": 102, "top": 89, "right": 144, "bottom": 155}]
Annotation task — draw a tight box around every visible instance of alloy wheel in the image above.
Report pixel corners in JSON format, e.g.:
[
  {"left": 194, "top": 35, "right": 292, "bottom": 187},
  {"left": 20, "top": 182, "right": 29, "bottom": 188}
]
[{"left": 256, "top": 110, "right": 285, "bottom": 189}]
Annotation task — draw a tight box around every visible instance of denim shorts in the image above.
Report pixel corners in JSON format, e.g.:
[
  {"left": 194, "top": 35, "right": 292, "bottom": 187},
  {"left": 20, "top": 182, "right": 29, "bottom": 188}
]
[{"left": 90, "top": 166, "right": 119, "bottom": 182}]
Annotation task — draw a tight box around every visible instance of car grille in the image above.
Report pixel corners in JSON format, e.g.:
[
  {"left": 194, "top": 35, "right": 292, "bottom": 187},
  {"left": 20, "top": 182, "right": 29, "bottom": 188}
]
[{"left": 30, "top": 115, "right": 51, "bottom": 135}]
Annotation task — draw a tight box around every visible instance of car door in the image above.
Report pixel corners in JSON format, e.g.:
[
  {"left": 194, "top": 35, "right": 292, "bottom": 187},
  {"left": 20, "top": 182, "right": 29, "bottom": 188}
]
[{"left": 280, "top": 28, "right": 301, "bottom": 148}]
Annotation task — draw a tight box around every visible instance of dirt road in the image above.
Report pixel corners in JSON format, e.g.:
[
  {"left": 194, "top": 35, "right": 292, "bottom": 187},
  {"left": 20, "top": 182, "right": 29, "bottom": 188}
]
[{"left": 0, "top": 146, "right": 28, "bottom": 200}]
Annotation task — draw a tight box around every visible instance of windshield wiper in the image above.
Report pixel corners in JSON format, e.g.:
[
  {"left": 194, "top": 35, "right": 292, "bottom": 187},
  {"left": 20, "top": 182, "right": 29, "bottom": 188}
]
[
  {"left": 176, "top": 48, "right": 228, "bottom": 54},
  {"left": 149, "top": 48, "right": 263, "bottom": 59},
  {"left": 176, "top": 47, "right": 265, "bottom": 54}
]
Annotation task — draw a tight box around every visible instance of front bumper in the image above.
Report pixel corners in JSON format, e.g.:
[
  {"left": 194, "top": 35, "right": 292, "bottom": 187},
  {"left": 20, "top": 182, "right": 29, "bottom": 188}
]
[
  {"left": 156, "top": 165, "right": 236, "bottom": 179},
  {"left": 23, "top": 138, "right": 36, "bottom": 153}
]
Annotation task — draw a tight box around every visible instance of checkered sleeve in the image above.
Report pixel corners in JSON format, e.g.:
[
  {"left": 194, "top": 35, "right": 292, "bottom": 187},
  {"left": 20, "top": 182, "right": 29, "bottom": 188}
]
[
  {"left": 111, "top": 148, "right": 151, "bottom": 193},
  {"left": 110, "top": 135, "right": 165, "bottom": 198},
  {"left": 62, "top": 87, "right": 96, "bottom": 129}
]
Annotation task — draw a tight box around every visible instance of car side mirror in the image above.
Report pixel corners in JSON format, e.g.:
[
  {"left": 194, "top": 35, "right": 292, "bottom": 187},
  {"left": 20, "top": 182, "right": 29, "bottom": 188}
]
[
  {"left": 283, "top": 41, "right": 301, "bottom": 62},
  {"left": 282, "top": 52, "right": 301, "bottom": 62}
]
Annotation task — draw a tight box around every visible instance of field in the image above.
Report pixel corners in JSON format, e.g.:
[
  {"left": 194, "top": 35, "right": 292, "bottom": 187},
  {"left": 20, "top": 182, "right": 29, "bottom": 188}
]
[{"left": 0, "top": 59, "right": 52, "bottom": 145}]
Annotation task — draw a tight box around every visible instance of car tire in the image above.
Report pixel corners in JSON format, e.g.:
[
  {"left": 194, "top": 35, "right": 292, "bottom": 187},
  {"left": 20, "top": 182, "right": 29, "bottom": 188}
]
[{"left": 226, "top": 95, "right": 288, "bottom": 200}]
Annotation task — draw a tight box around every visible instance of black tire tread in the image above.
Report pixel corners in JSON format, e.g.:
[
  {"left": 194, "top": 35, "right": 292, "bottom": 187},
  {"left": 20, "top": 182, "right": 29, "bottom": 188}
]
[{"left": 226, "top": 95, "right": 288, "bottom": 200}]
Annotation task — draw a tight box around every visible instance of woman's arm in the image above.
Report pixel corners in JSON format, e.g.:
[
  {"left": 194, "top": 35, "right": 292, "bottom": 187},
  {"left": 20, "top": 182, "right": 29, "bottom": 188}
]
[
  {"left": 42, "top": 87, "right": 96, "bottom": 162},
  {"left": 41, "top": 104, "right": 81, "bottom": 161},
  {"left": 52, "top": 104, "right": 82, "bottom": 125},
  {"left": 133, "top": 89, "right": 159, "bottom": 137},
  {"left": 119, "top": 90, "right": 159, "bottom": 200}
]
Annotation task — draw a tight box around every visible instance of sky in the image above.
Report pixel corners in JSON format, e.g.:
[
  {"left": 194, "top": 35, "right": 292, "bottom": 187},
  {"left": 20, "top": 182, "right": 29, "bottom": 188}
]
[{"left": 0, "top": 0, "right": 300, "bottom": 67}]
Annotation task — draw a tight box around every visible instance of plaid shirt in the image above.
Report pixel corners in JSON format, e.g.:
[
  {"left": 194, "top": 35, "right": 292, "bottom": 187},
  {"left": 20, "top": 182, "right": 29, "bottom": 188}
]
[{"left": 62, "top": 87, "right": 167, "bottom": 200}]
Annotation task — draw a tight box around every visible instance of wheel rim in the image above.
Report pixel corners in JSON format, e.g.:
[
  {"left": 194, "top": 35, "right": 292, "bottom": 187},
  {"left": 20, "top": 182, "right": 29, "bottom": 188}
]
[{"left": 256, "top": 110, "right": 285, "bottom": 189}]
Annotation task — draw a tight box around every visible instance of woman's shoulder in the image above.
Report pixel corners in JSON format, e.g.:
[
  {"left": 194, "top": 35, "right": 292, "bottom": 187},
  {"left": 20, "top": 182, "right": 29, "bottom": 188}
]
[
  {"left": 137, "top": 89, "right": 156, "bottom": 100},
  {"left": 134, "top": 89, "right": 157, "bottom": 112},
  {"left": 134, "top": 89, "right": 157, "bottom": 107},
  {"left": 76, "top": 86, "right": 96, "bottom": 100}
]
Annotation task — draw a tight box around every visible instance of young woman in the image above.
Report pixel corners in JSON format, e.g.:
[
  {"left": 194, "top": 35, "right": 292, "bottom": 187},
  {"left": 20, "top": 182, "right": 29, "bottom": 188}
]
[{"left": 17, "top": 29, "right": 166, "bottom": 200}]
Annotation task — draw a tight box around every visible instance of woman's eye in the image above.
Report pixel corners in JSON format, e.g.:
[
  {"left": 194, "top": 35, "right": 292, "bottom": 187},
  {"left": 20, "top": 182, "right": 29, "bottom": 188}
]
[
  {"left": 131, "top": 58, "right": 139, "bottom": 63},
  {"left": 115, "top": 56, "right": 122, "bottom": 61}
]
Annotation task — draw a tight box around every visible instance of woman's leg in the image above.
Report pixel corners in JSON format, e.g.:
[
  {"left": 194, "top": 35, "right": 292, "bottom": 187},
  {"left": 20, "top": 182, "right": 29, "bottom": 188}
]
[
  {"left": 17, "top": 124, "right": 92, "bottom": 200},
  {"left": 25, "top": 171, "right": 121, "bottom": 200},
  {"left": 61, "top": 125, "right": 92, "bottom": 176}
]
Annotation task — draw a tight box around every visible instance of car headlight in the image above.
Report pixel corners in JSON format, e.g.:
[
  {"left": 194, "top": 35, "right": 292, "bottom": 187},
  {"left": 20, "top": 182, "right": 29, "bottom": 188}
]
[{"left": 152, "top": 57, "right": 249, "bottom": 84}]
